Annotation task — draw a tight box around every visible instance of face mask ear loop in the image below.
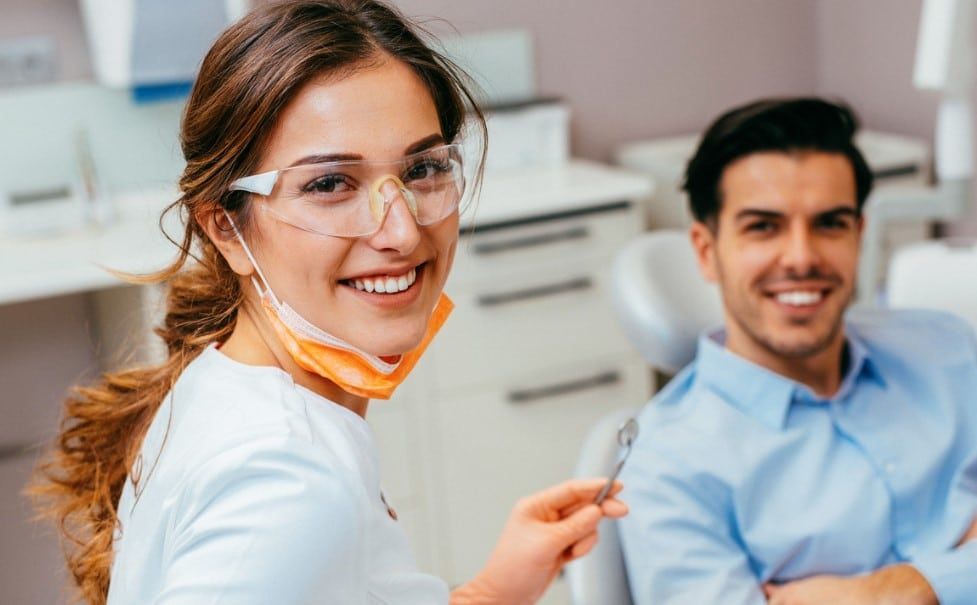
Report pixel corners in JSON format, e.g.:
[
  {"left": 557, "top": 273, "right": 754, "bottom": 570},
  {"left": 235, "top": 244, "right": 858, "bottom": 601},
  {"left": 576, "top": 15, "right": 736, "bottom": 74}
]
[{"left": 223, "top": 210, "right": 281, "bottom": 307}]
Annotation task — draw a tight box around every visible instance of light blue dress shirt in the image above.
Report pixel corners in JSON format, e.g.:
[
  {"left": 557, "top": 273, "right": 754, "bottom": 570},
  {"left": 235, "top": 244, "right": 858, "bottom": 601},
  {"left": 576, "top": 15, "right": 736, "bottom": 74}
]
[{"left": 619, "top": 310, "right": 977, "bottom": 605}]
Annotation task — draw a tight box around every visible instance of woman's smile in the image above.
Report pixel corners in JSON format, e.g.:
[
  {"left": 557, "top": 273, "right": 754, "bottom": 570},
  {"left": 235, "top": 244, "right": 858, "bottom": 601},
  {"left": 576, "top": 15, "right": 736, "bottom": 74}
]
[{"left": 339, "top": 261, "right": 428, "bottom": 309}]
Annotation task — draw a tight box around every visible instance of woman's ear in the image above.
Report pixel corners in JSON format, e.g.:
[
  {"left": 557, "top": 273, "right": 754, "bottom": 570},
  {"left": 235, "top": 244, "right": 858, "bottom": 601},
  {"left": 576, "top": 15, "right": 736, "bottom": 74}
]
[{"left": 198, "top": 208, "right": 255, "bottom": 277}]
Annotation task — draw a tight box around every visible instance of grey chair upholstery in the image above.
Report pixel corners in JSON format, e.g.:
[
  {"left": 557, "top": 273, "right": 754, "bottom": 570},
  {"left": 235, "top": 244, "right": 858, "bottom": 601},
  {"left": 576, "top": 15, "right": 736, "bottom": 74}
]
[
  {"left": 565, "top": 406, "right": 638, "bottom": 605},
  {"left": 886, "top": 238, "right": 977, "bottom": 330},
  {"left": 608, "top": 230, "right": 722, "bottom": 373},
  {"left": 567, "top": 230, "right": 723, "bottom": 605}
]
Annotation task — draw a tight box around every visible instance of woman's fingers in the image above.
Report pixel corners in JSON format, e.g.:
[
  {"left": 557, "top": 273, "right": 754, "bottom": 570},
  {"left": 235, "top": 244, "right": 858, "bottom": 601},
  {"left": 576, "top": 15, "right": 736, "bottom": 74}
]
[
  {"left": 522, "top": 478, "right": 605, "bottom": 512},
  {"left": 559, "top": 498, "right": 629, "bottom": 524},
  {"left": 599, "top": 497, "right": 628, "bottom": 518},
  {"left": 526, "top": 478, "right": 623, "bottom": 517},
  {"left": 568, "top": 531, "right": 599, "bottom": 560},
  {"left": 552, "top": 503, "right": 603, "bottom": 545}
]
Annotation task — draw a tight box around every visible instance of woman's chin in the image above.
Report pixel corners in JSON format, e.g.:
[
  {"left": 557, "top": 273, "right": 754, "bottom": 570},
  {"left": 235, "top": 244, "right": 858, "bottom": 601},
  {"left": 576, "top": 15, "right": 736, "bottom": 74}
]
[{"left": 355, "top": 331, "right": 427, "bottom": 359}]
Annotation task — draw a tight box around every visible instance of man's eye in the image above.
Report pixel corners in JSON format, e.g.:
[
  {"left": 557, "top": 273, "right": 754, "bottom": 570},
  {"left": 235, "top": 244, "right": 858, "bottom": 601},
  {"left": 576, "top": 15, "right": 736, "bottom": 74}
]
[
  {"left": 818, "top": 217, "right": 851, "bottom": 230},
  {"left": 746, "top": 221, "right": 776, "bottom": 233}
]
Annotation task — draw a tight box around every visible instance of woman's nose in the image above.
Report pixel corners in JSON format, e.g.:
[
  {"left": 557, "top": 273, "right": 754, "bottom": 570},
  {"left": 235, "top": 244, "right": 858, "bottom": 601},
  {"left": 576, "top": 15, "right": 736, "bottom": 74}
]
[{"left": 367, "top": 181, "right": 421, "bottom": 254}]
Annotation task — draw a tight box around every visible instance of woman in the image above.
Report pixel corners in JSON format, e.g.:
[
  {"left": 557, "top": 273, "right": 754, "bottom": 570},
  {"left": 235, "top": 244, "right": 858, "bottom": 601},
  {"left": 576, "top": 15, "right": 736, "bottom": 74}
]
[{"left": 34, "top": 1, "right": 626, "bottom": 604}]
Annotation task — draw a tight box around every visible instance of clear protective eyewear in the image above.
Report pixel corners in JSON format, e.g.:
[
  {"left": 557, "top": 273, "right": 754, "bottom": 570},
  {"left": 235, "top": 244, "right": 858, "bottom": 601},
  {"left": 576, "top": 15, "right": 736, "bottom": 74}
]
[{"left": 228, "top": 143, "right": 466, "bottom": 238}]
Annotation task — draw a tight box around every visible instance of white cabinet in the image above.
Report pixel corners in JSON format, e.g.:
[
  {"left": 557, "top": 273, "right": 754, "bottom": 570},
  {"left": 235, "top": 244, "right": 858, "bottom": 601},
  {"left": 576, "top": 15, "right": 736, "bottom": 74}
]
[
  {"left": 432, "top": 358, "right": 649, "bottom": 585},
  {"left": 370, "top": 161, "right": 654, "bottom": 603}
]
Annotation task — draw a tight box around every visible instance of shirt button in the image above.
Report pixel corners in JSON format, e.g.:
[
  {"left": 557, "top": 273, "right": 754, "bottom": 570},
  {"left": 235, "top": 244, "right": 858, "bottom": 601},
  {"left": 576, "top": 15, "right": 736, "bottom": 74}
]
[{"left": 884, "top": 462, "right": 897, "bottom": 474}]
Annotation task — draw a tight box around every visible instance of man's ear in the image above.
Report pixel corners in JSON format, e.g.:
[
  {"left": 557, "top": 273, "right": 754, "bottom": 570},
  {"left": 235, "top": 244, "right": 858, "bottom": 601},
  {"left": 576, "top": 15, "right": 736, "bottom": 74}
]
[
  {"left": 689, "top": 220, "right": 719, "bottom": 284},
  {"left": 198, "top": 208, "right": 255, "bottom": 277}
]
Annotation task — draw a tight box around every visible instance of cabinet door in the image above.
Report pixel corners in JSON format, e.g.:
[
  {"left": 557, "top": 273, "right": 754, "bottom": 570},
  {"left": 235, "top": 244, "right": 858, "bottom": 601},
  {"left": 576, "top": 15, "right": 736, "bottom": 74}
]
[
  {"left": 433, "top": 255, "right": 635, "bottom": 392},
  {"left": 450, "top": 206, "right": 641, "bottom": 289},
  {"left": 0, "top": 451, "right": 67, "bottom": 605},
  {"left": 367, "top": 368, "right": 444, "bottom": 573},
  {"left": 429, "top": 356, "right": 650, "bottom": 587}
]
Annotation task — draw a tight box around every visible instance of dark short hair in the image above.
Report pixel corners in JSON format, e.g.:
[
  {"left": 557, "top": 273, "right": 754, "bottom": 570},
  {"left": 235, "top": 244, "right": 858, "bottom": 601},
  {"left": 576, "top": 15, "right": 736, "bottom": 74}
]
[{"left": 682, "top": 97, "right": 874, "bottom": 225}]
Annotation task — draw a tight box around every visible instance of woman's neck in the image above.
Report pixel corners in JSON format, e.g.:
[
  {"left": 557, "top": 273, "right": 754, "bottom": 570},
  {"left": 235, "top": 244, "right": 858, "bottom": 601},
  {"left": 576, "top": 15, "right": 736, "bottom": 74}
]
[{"left": 219, "top": 301, "right": 369, "bottom": 418}]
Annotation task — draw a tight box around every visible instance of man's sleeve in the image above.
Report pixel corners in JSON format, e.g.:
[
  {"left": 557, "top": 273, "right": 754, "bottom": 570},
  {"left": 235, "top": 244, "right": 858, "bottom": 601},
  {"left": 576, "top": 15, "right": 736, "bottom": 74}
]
[
  {"left": 910, "top": 434, "right": 977, "bottom": 605},
  {"left": 911, "top": 541, "right": 977, "bottom": 605},
  {"left": 908, "top": 312, "right": 977, "bottom": 605},
  {"left": 618, "top": 444, "right": 766, "bottom": 605}
]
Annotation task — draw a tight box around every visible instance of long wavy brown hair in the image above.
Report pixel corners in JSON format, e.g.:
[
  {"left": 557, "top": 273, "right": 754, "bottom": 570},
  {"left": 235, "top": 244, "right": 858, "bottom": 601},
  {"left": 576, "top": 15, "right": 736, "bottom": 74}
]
[{"left": 30, "top": 2, "right": 485, "bottom": 602}]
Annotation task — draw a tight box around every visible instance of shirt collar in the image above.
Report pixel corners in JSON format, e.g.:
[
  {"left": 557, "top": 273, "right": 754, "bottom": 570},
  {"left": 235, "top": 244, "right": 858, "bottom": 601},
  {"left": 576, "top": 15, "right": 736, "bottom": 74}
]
[{"left": 695, "top": 323, "right": 885, "bottom": 430}]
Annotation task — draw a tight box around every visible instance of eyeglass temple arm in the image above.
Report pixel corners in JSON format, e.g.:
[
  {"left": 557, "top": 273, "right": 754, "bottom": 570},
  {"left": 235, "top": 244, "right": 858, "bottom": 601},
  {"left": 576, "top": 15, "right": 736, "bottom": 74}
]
[{"left": 228, "top": 170, "right": 279, "bottom": 196}]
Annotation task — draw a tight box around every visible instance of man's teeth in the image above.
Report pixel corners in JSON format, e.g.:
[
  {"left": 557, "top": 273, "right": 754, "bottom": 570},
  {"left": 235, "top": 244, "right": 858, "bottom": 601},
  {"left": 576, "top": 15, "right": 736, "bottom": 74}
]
[
  {"left": 350, "top": 268, "right": 417, "bottom": 294},
  {"left": 776, "top": 290, "right": 823, "bottom": 307}
]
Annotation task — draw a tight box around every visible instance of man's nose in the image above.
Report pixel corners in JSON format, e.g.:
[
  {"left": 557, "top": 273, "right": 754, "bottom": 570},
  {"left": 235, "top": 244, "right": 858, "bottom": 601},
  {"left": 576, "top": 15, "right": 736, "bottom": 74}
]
[{"left": 780, "top": 222, "right": 821, "bottom": 275}]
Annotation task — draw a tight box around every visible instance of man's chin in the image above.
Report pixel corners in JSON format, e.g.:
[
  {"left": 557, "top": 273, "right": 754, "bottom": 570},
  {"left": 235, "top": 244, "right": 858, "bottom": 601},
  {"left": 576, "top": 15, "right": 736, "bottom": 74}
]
[{"left": 760, "top": 327, "right": 840, "bottom": 359}]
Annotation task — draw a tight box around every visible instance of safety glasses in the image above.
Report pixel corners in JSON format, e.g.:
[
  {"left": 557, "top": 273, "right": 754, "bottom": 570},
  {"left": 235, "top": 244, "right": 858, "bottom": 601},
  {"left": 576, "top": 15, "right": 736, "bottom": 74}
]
[{"left": 228, "top": 143, "right": 466, "bottom": 238}]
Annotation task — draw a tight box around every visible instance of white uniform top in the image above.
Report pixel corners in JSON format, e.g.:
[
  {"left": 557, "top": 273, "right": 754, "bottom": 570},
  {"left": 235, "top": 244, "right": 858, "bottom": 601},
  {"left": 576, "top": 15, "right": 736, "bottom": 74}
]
[{"left": 106, "top": 345, "right": 448, "bottom": 604}]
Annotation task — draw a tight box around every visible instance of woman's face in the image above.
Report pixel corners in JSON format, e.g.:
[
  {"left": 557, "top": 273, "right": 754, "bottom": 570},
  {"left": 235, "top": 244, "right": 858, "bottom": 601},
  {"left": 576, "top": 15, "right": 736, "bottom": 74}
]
[{"left": 245, "top": 56, "right": 459, "bottom": 357}]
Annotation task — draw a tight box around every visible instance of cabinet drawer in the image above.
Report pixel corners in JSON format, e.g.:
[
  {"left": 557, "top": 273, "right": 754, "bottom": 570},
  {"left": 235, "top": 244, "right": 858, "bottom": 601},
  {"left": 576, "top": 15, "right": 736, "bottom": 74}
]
[
  {"left": 430, "top": 356, "right": 651, "bottom": 584},
  {"left": 0, "top": 451, "right": 66, "bottom": 604},
  {"left": 450, "top": 203, "right": 642, "bottom": 288},
  {"left": 434, "top": 256, "right": 633, "bottom": 391}
]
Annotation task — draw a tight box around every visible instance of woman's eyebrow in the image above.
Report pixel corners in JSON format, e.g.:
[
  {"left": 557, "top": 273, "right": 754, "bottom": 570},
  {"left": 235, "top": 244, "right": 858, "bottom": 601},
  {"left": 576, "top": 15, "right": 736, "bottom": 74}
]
[
  {"left": 287, "top": 152, "right": 362, "bottom": 167},
  {"left": 285, "top": 133, "right": 446, "bottom": 168},
  {"left": 404, "top": 133, "right": 445, "bottom": 155}
]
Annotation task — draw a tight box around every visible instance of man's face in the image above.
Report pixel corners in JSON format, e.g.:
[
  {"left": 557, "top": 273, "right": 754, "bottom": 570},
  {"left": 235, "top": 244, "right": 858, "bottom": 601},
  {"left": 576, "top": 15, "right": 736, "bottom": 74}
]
[{"left": 690, "top": 151, "right": 863, "bottom": 360}]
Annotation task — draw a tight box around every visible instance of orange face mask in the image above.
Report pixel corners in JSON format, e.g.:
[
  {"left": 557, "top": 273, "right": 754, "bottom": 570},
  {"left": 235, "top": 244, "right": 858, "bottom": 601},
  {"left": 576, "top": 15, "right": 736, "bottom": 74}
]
[
  {"left": 226, "top": 211, "right": 453, "bottom": 400},
  {"left": 260, "top": 291, "right": 453, "bottom": 400}
]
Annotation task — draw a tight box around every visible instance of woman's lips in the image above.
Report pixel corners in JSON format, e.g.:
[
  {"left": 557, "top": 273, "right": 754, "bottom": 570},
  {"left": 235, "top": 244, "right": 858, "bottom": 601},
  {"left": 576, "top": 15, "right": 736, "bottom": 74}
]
[{"left": 339, "top": 263, "right": 427, "bottom": 308}]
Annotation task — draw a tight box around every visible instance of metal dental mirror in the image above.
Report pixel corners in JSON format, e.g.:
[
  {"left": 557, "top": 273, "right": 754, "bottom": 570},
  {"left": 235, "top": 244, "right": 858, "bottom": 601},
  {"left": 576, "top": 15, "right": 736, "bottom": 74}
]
[{"left": 594, "top": 417, "right": 639, "bottom": 504}]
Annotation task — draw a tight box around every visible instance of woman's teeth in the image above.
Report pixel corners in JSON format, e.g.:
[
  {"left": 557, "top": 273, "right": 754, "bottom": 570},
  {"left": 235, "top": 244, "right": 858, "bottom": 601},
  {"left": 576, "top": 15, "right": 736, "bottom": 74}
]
[
  {"left": 348, "top": 268, "right": 417, "bottom": 294},
  {"left": 776, "top": 290, "right": 823, "bottom": 307}
]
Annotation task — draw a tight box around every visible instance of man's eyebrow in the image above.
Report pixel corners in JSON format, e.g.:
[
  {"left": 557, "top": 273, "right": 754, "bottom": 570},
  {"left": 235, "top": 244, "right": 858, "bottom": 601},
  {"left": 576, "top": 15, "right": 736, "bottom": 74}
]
[
  {"left": 816, "top": 206, "right": 860, "bottom": 218},
  {"left": 285, "top": 133, "right": 446, "bottom": 168},
  {"left": 734, "top": 205, "right": 859, "bottom": 221},
  {"left": 735, "top": 209, "right": 785, "bottom": 221}
]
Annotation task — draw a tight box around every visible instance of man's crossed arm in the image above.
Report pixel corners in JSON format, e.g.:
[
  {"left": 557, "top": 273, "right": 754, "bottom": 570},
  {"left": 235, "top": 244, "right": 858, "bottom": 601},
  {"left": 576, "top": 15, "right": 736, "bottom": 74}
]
[{"left": 763, "top": 518, "right": 977, "bottom": 605}]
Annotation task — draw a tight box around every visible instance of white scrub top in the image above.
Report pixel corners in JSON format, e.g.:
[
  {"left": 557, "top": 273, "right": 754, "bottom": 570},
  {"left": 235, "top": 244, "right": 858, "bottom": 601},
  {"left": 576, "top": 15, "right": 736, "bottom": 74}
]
[{"left": 106, "top": 344, "right": 448, "bottom": 604}]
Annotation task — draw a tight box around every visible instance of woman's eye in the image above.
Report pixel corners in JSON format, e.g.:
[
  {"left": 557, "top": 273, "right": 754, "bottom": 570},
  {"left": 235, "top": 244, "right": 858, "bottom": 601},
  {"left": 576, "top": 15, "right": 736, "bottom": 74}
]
[
  {"left": 404, "top": 159, "right": 450, "bottom": 183},
  {"left": 304, "top": 174, "right": 353, "bottom": 194}
]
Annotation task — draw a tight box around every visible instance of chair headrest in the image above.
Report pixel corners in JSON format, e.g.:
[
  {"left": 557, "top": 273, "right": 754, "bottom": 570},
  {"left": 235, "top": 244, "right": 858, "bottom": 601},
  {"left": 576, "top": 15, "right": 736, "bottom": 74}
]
[{"left": 609, "top": 230, "right": 724, "bottom": 373}]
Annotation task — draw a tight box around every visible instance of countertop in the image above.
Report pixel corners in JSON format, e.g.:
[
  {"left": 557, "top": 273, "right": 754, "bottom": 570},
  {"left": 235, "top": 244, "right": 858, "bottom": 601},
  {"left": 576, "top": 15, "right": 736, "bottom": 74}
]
[{"left": 0, "top": 161, "right": 654, "bottom": 306}]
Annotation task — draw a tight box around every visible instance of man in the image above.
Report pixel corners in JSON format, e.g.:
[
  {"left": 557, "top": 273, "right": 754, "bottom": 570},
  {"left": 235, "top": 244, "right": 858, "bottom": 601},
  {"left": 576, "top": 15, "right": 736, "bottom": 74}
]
[{"left": 618, "top": 98, "right": 977, "bottom": 605}]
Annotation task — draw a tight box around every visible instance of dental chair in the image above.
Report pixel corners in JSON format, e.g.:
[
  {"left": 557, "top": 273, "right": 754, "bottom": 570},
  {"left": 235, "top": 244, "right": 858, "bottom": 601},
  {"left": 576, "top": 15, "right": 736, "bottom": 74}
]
[
  {"left": 885, "top": 238, "right": 977, "bottom": 331},
  {"left": 566, "top": 230, "right": 723, "bottom": 605}
]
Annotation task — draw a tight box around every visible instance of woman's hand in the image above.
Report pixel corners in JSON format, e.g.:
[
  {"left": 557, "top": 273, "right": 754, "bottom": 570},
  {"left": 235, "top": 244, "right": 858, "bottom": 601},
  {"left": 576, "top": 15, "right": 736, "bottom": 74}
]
[{"left": 450, "top": 478, "right": 628, "bottom": 605}]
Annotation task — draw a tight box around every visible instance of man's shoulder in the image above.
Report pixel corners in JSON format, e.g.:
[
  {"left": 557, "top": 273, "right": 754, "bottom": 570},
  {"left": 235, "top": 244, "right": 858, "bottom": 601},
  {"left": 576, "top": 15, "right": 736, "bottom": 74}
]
[
  {"left": 847, "top": 308, "right": 977, "bottom": 364},
  {"left": 635, "top": 365, "right": 757, "bottom": 457}
]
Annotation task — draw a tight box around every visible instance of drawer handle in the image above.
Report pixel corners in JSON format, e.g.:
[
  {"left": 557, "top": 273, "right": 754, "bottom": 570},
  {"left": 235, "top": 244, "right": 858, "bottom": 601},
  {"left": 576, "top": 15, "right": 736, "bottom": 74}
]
[
  {"left": 0, "top": 442, "right": 31, "bottom": 461},
  {"left": 508, "top": 371, "right": 622, "bottom": 404},
  {"left": 472, "top": 227, "right": 589, "bottom": 256},
  {"left": 477, "top": 277, "right": 593, "bottom": 308}
]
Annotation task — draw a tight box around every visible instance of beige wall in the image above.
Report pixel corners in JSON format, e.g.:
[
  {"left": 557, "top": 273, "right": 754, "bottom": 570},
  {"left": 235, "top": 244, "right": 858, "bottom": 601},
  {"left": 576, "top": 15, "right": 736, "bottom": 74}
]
[
  {"left": 3, "top": 1, "right": 957, "bottom": 153},
  {"left": 395, "top": 0, "right": 818, "bottom": 159},
  {"left": 5, "top": 0, "right": 820, "bottom": 160},
  {"left": 1, "top": 0, "right": 93, "bottom": 81},
  {"left": 815, "top": 0, "right": 940, "bottom": 140}
]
